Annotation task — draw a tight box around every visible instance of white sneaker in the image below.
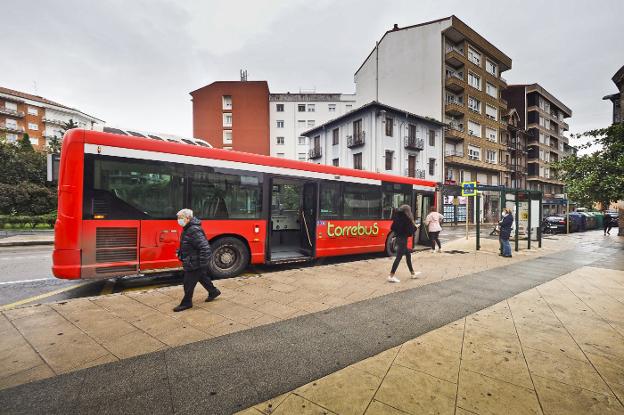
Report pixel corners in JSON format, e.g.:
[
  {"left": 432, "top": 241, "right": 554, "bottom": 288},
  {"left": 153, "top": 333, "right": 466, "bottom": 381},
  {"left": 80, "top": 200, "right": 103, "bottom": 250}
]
[
  {"left": 437, "top": 248, "right": 442, "bottom": 253},
  {"left": 411, "top": 272, "right": 422, "bottom": 279},
  {"left": 387, "top": 275, "right": 401, "bottom": 283}
]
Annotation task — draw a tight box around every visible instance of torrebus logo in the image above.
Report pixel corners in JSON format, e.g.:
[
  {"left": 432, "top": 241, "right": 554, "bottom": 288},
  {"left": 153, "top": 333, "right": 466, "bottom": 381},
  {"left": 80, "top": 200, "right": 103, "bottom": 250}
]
[{"left": 326, "top": 222, "right": 379, "bottom": 237}]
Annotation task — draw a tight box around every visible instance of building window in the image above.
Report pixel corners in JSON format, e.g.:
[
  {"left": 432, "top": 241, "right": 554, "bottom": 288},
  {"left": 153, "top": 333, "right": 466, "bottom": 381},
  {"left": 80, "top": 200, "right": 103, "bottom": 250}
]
[
  {"left": 223, "top": 113, "right": 232, "bottom": 127},
  {"left": 307, "top": 120, "right": 315, "bottom": 127},
  {"left": 332, "top": 128, "right": 339, "bottom": 145},
  {"left": 276, "top": 136, "right": 285, "bottom": 145},
  {"left": 385, "top": 150, "right": 393, "bottom": 170},
  {"left": 307, "top": 104, "right": 315, "bottom": 112},
  {"left": 328, "top": 104, "right": 336, "bottom": 112},
  {"left": 332, "top": 158, "right": 339, "bottom": 167},
  {"left": 468, "top": 96, "right": 481, "bottom": 113},
  {"left": 485, "top": 127, "right": 497, "bottom": 142},
  {"left": 486, "top": 60, "right": 497, "bottom": 76},
  {"left": 297, "top": 120, "right": 306, "bottom": 129},
  {"left": 468, "top": 46, "right": 481, "bottom": 66},
  {"left": 486, "top": 82, "right": 498, "bottom": 98},
  {"left": 222, "top": 95, "right": 232, "bottom": 110},
  {"left": 6, "top": 133, "right": 17, "bottom": 143},
  {"left": 385, "top": 117, "right": 393, "bottom": 136},
  {"left": 297, "top": 136, "right": 306, "bottom": 145},
  {"left": 298, "top": 153, "right": 306, "bottom": 161},
  {"left": 276, "top": 120, "right": 284, "bottom": 128},
  {"left": 428, "top": 129, "right": 435, "bottom": 146},
  {"left": 277, "top": 153, "right": 285, "bottom": 158},
  {"left": 428, "top": 158, "right": 435, "bottom": 176},
  {"left": 353, "top": 152, "right": 363, "bottom": 170},
  {"left": 28, "top": 122, "right": 38, "bottom": 131},
  {"left": 468, "top": 72, "right": 481, "bottom": 90},
  {"left": 5, "top": 102, "right": 17, "bottom": 111},
  {"left": 223, "top": 130, "right": 232, "bottom": 144},
  {"left": 27, "top": 107, "right": 38, "bottom": 116},
  {"left": 468, "top": 145, "right": 481, "bottom": 160},
  {"left": 486, "top": 104, "right": 498, "bottom": 120},
  {"left": 298, "top": 104, "right": 306, "bottom": 112},
  {"left": 30, "top": 137, "right": 39, "bottom": 145},
  {"left": 5, "top": 118, "right": 17, "bottom": 128},
  {"left": 276, "top": 103, "right": 284, "bottom": 112},
  {"left": 408, "top": 123, "right": 417, "bottom": 139},
  {"left": 486, "top": 150, "right": 497, "bottom": 164}
]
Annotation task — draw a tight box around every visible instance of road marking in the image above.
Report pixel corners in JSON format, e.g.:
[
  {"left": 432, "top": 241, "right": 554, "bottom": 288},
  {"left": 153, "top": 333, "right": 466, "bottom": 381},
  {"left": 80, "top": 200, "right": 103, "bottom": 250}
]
[
  {"left": 0, "top": 278, "right": 56, "bottom": 285},
  {"left": 0, "top": 281, "right": 94, "bottom": 311}
]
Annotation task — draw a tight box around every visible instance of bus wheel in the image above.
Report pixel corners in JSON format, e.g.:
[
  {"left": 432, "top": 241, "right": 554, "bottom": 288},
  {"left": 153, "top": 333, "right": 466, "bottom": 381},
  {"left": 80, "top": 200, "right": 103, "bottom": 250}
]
[
  {"left": 208, "top": 237, "right": 250, "bottom": 279},
  {"left": 385, "top": 232, "right": 398, "bottom": 257}
]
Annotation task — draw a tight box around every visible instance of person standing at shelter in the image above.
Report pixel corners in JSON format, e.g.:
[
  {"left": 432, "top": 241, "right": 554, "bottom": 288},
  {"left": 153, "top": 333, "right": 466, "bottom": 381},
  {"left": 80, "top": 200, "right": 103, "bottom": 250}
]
[
  {"left": 173, "top": 209, "right": 221, "bottom": 312},
  {"left": 388, "top": 205, "right": 421, "bottom": 283},
  {"left": 499, "top": 208, "right": 514, "bottom": 258},
  {"left": 425, "top": 206, "right": 444, "bottom": 252}
]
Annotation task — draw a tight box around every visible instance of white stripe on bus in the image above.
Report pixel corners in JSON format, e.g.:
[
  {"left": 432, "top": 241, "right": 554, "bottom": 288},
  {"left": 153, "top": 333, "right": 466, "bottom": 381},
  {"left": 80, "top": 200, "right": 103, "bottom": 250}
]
[{"left": 84, "top": 144, "right": 382, "bottom": 186}]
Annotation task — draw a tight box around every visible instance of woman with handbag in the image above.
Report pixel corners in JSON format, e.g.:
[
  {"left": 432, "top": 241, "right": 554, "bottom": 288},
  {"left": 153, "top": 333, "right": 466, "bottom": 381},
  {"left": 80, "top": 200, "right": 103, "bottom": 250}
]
[{"left": 387, "top": 205, "right": 421, "bottom": 283}]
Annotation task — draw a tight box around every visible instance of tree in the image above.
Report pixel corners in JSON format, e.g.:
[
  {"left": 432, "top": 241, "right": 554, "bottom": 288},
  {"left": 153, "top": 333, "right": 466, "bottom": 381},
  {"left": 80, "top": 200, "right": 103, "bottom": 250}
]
[
  {"left": 552, "top": 123, "right": 624, "bottom": 209},
  {"left": 47, "top": 118, "right": 78, "bottom": 154},
  {"left": 17, "top": 133, "right": 34, "bottom": 152}
]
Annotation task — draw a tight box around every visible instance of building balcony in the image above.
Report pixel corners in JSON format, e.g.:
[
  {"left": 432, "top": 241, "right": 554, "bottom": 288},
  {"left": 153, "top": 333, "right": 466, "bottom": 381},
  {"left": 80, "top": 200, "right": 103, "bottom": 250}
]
[
  {"left": 445, "top": 46, "right": 465, "bottom": 68},
  {"left": 445, "top": 70, "right": 466, "bottom": 93},
  {"left": 445, "top": 101, "right": 465, "bottom": 117},
  {"left": 0, "top": 107, "right": 25, "bottom": 118},
  {"left": 405, "top": 168, "right": 425, "bottom": 179},
  {"left": 346, "top": 132, "right": 365, "bottom": 148},
  {"left": 560, "top": 120, "right": 569, "bottom": 131},
  {"left": 445, "top": 154, "right": 508, "bottom": 172},
  {"left": 505, "top": 162, "right": 527, "bottom": 173},
  {"left": 445, "top": 123, "right": 468, "bottom": 142},
  {"left": 0, "top": 124, "right": 25, "bottom": 133},
  {"left": 43, "top": 117, "right": 65, "bottom": 126},
  {"left": 308, "top": 146, "right": 322, "bottom": 159},
  {"left": 404, "top": 136, "right": 424, "bottom": 151},
  {"left": 445, "top": 149, "right": 464, "bottom": 157}
]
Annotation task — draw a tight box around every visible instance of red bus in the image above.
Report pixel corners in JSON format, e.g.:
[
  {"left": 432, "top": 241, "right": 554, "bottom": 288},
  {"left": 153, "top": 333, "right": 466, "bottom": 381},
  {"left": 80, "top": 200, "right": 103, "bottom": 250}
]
[{"left": 52, "top": 129, "right": 437, "bottom": 280}]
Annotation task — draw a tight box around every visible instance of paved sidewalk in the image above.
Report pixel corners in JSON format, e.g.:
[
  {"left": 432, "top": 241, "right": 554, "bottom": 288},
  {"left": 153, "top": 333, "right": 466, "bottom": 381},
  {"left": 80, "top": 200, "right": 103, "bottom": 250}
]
[
  {"left": 0, "top": 231, "right": 621, "bottom": 414},
  {"left": 0, "top": 233, "right": 54, "bottom": 246}
]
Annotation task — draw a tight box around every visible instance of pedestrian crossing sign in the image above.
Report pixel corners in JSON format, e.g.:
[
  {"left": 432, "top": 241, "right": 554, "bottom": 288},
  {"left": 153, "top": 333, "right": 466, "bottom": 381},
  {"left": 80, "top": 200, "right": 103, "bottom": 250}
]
[{"left": 461, "top": 181, "right": 477, "bottom": 196}]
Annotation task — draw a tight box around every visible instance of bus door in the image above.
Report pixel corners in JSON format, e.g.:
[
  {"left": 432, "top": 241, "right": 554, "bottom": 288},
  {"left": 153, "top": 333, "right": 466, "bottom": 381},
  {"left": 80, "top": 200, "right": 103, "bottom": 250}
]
[
  {"left": 414, "top": 191, "right": 435, "bottom": 245},
  {"left": 268, "top": 177, "right": 316, "bottom": 262}
]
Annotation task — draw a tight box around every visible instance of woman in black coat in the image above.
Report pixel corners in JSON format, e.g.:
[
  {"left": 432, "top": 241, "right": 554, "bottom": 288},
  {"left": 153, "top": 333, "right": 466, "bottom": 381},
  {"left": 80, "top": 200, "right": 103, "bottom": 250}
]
[
  {"left": 499, "top": 208, "right": 514, "bottom": 258},
  {"left": 388, "top": 205, "right": 421, "bottom": 282}
]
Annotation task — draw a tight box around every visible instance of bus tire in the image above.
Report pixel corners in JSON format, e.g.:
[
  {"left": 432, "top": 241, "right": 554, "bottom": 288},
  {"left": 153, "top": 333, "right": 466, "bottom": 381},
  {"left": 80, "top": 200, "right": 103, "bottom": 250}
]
[
  {"left": 208, "top": 237, "right": 250, "bottom": 279},
  {"left": 385, "top": 232, "right": 397, "bottom": 257}
]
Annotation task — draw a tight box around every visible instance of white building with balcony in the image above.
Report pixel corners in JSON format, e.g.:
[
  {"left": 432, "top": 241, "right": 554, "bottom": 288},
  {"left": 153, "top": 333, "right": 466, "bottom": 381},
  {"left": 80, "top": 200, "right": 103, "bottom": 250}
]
[
  {"left": 302, "top": 101, "right": 445, "bottom": 182},
  {"left": 269, "top": 92, "right": 356, "bottom": 161}
]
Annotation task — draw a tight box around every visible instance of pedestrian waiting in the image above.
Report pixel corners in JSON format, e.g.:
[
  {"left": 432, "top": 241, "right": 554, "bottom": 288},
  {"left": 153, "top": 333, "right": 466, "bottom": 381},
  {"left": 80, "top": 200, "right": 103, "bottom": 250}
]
[
  {"left": 388, "top": 205, "right": 422, "bottom": 283},
  {"left": 173, "top": 209, "right": 221, "bottom": 312},
  {"left": 498, "top": 208, "right": 514, "bottom": 258},
  {"left": 424, "top": 206, "right": 444, "bottom": 252}
]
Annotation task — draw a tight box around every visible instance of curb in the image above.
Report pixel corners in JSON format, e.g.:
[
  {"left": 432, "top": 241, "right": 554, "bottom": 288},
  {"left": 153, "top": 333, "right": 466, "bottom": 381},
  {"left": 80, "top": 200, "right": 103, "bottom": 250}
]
[{"left": 0, "top": 241, "right": 54, "bottom": 247}]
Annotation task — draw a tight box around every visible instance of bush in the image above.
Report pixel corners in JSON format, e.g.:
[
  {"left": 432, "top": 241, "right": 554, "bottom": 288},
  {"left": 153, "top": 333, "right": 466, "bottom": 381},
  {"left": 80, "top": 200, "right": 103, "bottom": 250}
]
[
  {"left": 0, "top": 213, "right": 57, "bottom": 229},
  {"left": 0, "top": 183, "right": 57, "bottom": 215}
]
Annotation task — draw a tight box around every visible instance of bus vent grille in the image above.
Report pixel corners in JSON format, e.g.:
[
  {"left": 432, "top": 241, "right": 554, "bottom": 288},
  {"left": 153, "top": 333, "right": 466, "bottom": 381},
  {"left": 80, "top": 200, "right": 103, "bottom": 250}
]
[
  {"left": 96, "top": 228, "right": 137, "bottom": 249},
  {"left": 95, "top": 265, "right": 137, "bottom": 275},
  {"left": 96, "top": 248, "right": 137, "bottom": 263}
]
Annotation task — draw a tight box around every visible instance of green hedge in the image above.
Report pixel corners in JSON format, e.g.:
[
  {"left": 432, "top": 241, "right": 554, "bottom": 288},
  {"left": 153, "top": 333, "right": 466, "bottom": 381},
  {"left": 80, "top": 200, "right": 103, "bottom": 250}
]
[{"left": 0, "top": 213, "right": 57, "bottom": 229}]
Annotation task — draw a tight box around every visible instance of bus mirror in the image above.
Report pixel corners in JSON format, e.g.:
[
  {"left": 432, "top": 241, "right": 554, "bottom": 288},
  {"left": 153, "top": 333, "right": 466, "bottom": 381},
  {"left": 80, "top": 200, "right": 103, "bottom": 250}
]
[{"left": 47, "top": 153, "right": 61, "bottom": 182}]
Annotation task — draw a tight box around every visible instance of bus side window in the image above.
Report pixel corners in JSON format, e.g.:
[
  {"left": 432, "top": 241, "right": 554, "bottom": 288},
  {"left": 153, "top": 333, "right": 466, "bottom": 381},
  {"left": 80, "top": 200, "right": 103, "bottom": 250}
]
[{"left": 319, "top": 181, "right": 341, "bottom": 219}]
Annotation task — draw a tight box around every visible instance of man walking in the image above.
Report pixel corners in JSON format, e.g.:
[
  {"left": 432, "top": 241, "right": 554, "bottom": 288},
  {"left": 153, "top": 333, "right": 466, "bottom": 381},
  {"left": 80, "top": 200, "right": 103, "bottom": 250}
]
[{"left": 174, "top": 209, "right": 221, "bottom": 312}]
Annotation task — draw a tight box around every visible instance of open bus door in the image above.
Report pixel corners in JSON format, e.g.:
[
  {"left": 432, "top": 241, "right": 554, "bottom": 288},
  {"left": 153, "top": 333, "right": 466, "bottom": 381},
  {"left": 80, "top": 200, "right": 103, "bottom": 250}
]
[{"left": 414, "top": 190, "right": 435, "bottom": 245}]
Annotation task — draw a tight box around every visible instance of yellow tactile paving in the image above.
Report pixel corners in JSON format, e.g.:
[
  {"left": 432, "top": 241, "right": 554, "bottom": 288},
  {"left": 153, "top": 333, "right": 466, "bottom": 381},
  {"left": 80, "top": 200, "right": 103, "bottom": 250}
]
[{"left": 237, "top": 265, "right": 624, "bottom": 415}]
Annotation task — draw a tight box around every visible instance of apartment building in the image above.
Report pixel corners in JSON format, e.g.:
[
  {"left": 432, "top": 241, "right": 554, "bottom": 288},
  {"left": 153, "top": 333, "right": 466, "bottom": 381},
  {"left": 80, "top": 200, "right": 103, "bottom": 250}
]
[
  {"left": 269, "top": 93, "right": 355, "bottom": 160},
  {"left": 501, "top": 108, "right": 528, "bottom": 190},
  {"left": 603, "top": 64, "right": 624, "bottom": 125},
  {"left": 302, "top": 101, "right": 444, "bottom": 182},
  {"left": 503, "top": 84, "right": 573, "bottom": 215},
  {"left": 0, "top": 86, "right": 104, "bottom": 151},
  {"left": 354, "top": 16, "right": 512, "bottom": 191}
]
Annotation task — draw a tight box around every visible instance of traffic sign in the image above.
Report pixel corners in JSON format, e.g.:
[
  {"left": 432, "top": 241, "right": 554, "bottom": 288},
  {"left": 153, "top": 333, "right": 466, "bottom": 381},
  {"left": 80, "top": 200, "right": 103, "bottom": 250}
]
[{"left": 461, "top": 181, "right": 477, "bottom": 196}]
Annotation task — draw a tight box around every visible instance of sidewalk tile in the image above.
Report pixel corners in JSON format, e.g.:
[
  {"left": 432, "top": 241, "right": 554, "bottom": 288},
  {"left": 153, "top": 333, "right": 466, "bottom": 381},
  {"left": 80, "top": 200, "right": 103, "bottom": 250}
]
[
  {"left": 375, "top": 364, "right": 456, "bottom": 415},
  {"left": 364, "top": 400, "right": 409, "bottom": 415},
  {"left": 394, "top": 338, "right": 461, "bottom": 383},
  {"left": 457, "top": 369, "right": 542, "bottom": 415},
  {"left": 100, "top": 329, "right": 165, "bottom": 359},
  {"left": 269, "top": 394, "right": 336, "bottom": 415},
  {"left": 462, "top": 346, "right": 533, "bottom": 390},
  {"left": 351, "top": 346, "right": 400, "bottom": 379},
  {"left": 252, "top": 392, "right": 289, "bottom": 414},
  {"left": 0, "top": 363, "right": 55, "bottom": 390}
]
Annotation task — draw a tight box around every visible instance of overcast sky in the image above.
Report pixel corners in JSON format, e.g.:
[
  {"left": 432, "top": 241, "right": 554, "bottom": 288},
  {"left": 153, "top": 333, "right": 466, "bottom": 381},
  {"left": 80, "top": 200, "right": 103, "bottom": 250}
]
[{"left": 3, "top": 0, "right": 623, "bottom": 147}]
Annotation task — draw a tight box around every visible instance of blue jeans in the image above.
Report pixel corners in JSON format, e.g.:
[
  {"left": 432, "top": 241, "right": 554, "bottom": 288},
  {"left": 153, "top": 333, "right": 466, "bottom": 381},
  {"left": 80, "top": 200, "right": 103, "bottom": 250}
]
[{"left": 500, "top": 238, "right": 512, "bottom": 257}]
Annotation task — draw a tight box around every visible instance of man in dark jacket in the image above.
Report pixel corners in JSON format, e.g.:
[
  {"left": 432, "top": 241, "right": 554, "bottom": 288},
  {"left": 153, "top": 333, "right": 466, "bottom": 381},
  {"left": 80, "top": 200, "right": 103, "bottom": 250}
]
[
  {"left": 498, "top": 208, "right": 514, "bottom": 258},
  {"left": 174, "top": 209, "right": 220, "bottom": 312}
]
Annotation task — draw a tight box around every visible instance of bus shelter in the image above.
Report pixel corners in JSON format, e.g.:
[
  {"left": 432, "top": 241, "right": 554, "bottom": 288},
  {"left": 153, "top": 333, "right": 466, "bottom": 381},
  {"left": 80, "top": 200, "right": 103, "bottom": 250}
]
[{"left": 500, "top": 188, "right": 543, "bottom": 252}]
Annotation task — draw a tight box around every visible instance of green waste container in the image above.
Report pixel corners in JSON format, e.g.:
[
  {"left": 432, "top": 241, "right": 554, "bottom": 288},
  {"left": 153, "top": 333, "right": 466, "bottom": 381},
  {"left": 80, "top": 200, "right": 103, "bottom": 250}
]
[{"left": 593, "top": 212, "right": 604, "bottom": 229}]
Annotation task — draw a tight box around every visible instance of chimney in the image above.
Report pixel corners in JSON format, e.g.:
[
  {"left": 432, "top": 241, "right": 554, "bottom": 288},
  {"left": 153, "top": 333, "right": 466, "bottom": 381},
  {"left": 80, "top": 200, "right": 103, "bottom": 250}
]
[{"left": 392, "top": 24, "right": 399, "bottom": 31}]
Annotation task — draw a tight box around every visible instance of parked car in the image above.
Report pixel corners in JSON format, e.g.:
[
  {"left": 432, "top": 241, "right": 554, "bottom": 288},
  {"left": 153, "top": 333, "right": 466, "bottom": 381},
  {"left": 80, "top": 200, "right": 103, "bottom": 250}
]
[
  {"left": 605, "top": 210, "right": 619, "bottom": 227},
  {"left": 542, "top": 216, "right": 577, "bottom": 234}
]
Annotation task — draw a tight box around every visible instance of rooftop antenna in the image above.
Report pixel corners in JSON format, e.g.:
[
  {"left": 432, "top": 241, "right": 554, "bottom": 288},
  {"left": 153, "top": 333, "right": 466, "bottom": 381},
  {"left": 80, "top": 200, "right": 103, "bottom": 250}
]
[
  {"left": 33, "top": 81, "right": 38, "bottom": 94},
  {"left": 240, "top": 69, "right": 248, "bottom": 81}
]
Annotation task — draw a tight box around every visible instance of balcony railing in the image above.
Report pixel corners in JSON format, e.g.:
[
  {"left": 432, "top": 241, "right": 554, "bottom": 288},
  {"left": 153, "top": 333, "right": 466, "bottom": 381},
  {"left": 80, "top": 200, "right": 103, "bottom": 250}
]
[
  {"left": 346, "top": 131, "right": 365, "bottom": 148},
  {"left": 308, "top": 146, "right": 322, "bottom": 159},
  {"left": 405, "top": 168, "right": 425, "bottom": 179},
  {"left": 0, "top": 124, "right": 25, "bottom": 133},
  {"left": 445, "top": 45, "right": 464, "bottom": 55},
  {"left": 505, "top": 162, "right": 527, "bottom": 173},
  {"left": 447, "top": 122, "right": 464, "bottom": 132},
  {"left": 445, "top": 149, "right": 464, "bottom": 157},
  {"left": 43, "top": 117, "right": 65, "bottom": 126},
  {"left": 445, "top": 95, "right": 464, "bottom": 105},
  {"left": 445, "top": 70, "right": 464, "bottom": 80},
  {"left": 0, "top": 107, "right": 25, "bottom": 118},
  {"left": 404, "top": 136, "right": 424, "bottom": 151}
]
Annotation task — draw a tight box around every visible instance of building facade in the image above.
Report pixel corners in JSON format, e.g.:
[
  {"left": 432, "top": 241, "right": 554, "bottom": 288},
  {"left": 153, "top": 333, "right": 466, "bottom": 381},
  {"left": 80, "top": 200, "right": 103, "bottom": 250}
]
[
  {"left": 301, "top": 101, "right": 445, "bottom": 182},
  {"left": 269, "top": 93, "right": 355, "bottom": 160},
  {"left": 0, "top": 86, "right": 104, "bottom": 151},
  {"left": 501, "top": 109, "right": 528, "bottom": 190},
  {"left": 354, "top": 16, "right": 512, "bottom": 190},
  {"left": 190, "top": 81, "right": 270, "bottom": 154},
  {"left": 603, "top": 65, "right": 624, "bottom": 125},
  {"left": 503, "top": 84, "right": 574, "bottom": 215}
]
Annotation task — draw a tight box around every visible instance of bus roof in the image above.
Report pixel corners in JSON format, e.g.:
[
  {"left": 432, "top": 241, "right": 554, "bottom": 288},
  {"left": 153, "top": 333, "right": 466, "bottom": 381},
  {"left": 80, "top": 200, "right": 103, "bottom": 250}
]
[{"left": 70, "top": 129, "right": 437, "bottom": 189}]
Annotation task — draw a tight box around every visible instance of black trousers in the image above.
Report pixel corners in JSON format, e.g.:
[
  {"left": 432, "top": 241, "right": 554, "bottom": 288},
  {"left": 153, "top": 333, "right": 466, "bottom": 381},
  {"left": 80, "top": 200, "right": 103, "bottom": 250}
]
[
  {"left": 429, "top": 231, "right": 441, "bottom": 249},
  {"left": 180, "top": 268, "right": 218, "bottom": 306},
  {"left": 390, "top": 236, "right": 414, "bottom": 274}
]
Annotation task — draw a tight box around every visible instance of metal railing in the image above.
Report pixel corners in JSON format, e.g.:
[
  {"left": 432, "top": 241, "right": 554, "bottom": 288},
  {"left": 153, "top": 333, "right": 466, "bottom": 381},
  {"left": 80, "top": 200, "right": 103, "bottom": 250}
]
[
  {"left": 404, "top": 136, "right": 424, "bottom": 151},
  {"left": 0, "top": 107, "right": 24, "bottom": 117},
  {"left": 445, "top": 149, "right": 464, "bottom": 157},
  {"left": 405, "top": 168, "right": 425, "bottom": 179},
  {"left": 0, "top": 124, "right": 25, "bottom": 133},
  {"left": 445, "top": 70, "right": 464, "bottom": 80},
  {"left": 346, "top": 131, "right": 365, "bottom": 148},
  {"left": 42, "top": 117, "right": 65, "bottom": 126},
  {"left": 445, "top": 95, "right": 464, "bottom": 105},
  {"left": 445, "top": 45, "right": 465, "bottom": 55},
  {"left": 308, "top": 146, "right": 322, "bottom": 159},
  {"left": 447, "top": 122, "right": 464, "bottom": 132}
]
